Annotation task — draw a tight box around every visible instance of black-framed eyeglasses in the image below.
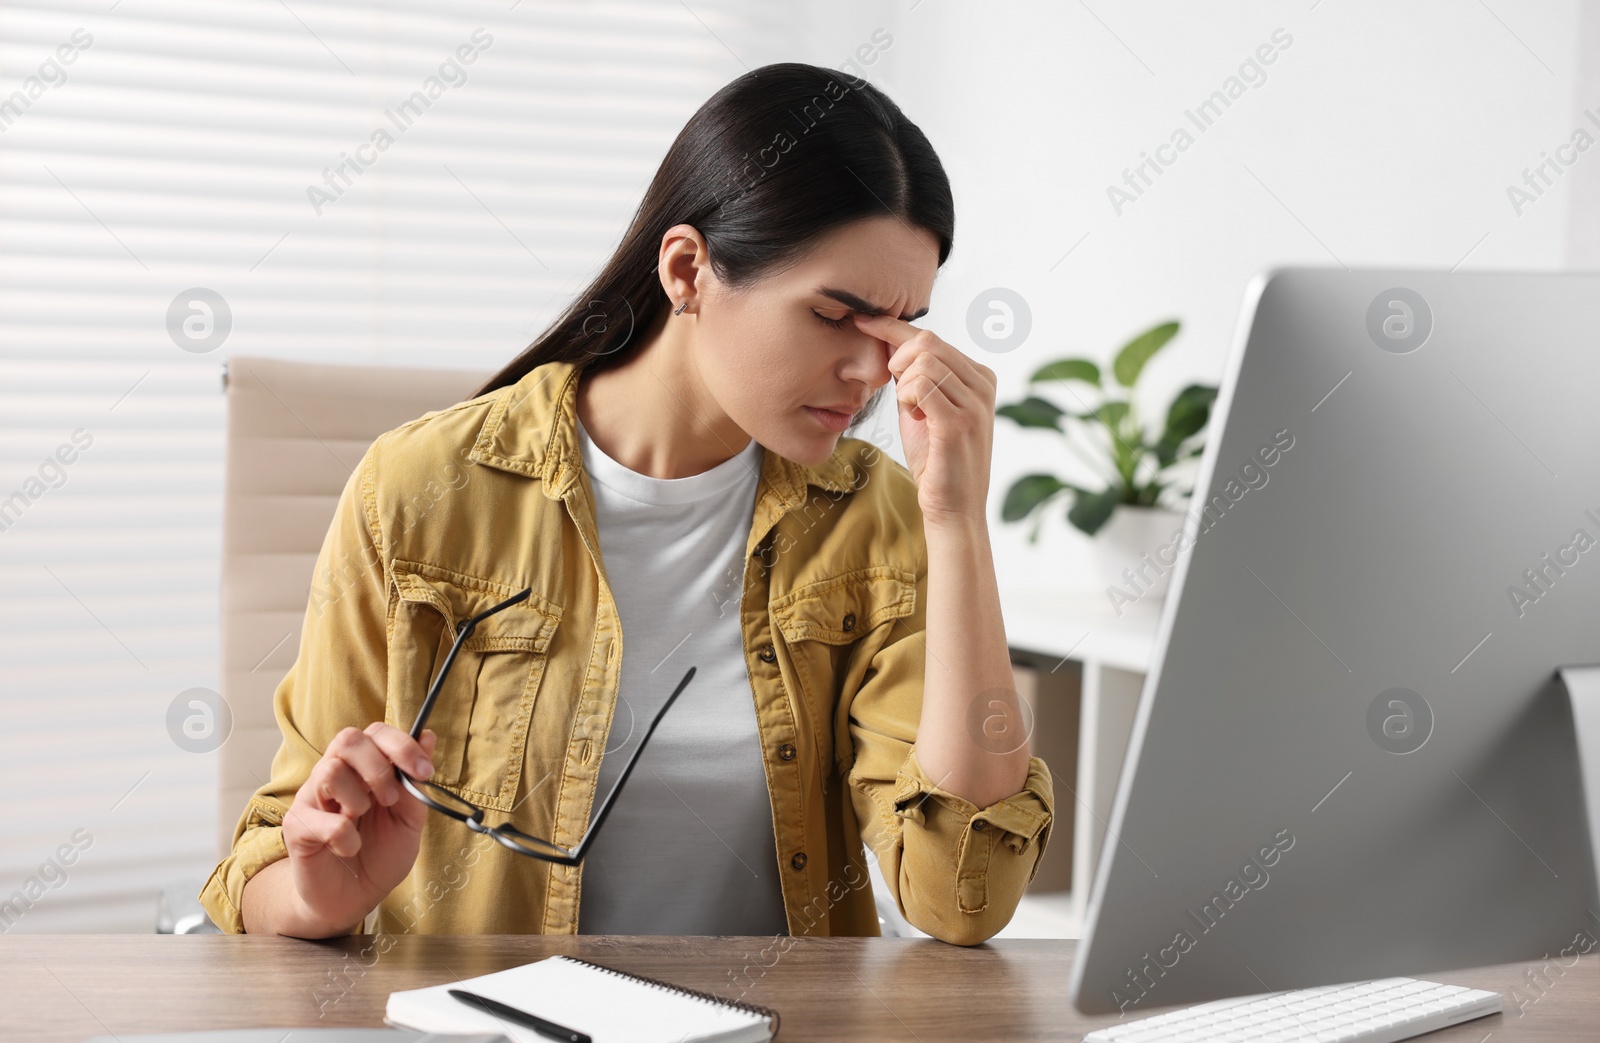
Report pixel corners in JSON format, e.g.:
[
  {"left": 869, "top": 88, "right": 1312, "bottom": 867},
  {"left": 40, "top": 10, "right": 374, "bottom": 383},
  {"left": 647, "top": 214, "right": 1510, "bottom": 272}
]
[{"left": 395, "top": 584, "right": 695, "bottom": 865}]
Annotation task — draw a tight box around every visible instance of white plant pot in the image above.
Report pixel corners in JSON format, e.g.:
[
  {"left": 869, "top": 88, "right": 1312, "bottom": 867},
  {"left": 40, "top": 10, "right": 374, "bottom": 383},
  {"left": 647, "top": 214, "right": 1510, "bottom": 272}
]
[{"left": 1092, "top": 504, "right": 1187, "bottom": 604}]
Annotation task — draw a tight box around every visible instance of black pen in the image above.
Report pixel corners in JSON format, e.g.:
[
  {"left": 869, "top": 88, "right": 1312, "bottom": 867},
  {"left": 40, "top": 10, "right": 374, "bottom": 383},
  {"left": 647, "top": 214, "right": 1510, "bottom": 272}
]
[{"left": 449, "top": 987, "right": 592, "bottom": 1043}]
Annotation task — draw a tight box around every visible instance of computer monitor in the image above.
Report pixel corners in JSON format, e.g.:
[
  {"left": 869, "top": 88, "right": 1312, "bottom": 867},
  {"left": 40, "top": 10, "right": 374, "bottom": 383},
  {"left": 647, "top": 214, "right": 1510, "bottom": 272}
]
[{"left": 1068, "top": 267, "right": 1600, "bottom": 1015}]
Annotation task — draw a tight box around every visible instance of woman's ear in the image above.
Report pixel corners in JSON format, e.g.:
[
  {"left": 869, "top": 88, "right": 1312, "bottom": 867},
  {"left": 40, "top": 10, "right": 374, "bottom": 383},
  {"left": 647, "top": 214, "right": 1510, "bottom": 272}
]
[{"left": 658, "top": 223, "right": 711, "bottom": 311}]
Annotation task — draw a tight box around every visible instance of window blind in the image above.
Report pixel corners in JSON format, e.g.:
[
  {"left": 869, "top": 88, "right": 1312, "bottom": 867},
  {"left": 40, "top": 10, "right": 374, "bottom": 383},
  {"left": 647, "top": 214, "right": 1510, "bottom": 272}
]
[{"left": 0, "top": 0, "right": 792, "bottom": 932}]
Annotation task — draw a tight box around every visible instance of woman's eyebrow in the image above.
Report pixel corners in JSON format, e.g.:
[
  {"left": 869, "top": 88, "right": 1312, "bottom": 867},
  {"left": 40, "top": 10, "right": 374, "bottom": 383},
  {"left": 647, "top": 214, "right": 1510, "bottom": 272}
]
[{"left": 814, "top": 286, "right": 929, "bottom": 322}]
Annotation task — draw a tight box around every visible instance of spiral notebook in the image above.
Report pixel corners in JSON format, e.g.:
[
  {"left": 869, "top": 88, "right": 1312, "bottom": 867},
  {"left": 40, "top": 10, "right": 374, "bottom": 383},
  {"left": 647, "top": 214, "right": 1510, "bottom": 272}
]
[{"left": 384, "top": 954, "right": 778, "bottom": 1043}]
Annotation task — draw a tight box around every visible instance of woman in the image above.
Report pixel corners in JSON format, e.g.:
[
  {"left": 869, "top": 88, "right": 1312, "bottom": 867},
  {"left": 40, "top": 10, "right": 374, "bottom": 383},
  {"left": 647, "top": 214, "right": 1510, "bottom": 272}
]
[{"left": 201, "top": 62, "right": 1054, "bottom": 947}]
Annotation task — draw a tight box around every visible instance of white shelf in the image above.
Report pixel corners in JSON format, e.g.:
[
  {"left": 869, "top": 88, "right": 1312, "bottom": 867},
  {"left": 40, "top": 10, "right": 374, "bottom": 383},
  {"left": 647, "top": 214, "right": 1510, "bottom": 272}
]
[
  {"left": 861, "top": 584, "right": 1161, "bottom": 942},
  {"left": 1000, "top": 585, "right": 1162, "bottom": 674},
  {"left": 999, "top": 583, "right": 1162, "bottom": 939}
]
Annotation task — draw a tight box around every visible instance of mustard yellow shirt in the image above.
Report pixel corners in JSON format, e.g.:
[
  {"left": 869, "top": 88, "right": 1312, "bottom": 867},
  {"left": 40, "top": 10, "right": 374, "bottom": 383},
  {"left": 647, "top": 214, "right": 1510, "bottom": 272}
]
[{"left": 199, "top": 358, "right": 1055, "bottom": 945}]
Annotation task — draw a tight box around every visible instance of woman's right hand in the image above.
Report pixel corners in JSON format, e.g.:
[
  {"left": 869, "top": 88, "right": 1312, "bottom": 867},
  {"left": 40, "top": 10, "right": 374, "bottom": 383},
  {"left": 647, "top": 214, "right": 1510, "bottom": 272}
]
[{"left": 281, "top": 722, "right": 438, "bottom": 934}]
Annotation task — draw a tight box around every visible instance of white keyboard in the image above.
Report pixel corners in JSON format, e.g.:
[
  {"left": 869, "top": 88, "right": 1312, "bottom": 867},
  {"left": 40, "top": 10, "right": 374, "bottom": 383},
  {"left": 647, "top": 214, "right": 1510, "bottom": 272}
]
[{"left": 1084, "top": 976, "right": 1502, "bottom": 1043}]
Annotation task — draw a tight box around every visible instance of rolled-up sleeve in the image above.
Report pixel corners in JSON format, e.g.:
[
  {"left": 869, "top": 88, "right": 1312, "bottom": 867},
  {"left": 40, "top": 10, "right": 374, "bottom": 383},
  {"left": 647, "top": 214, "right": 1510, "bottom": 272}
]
[
  {"left": 843, "top": 559, "right": 1055, "bottom": 946},
  {"left": 199, "top": 441, "right": 390, "bottom": 936},
  {"left": 889, "top": 745, "right": 1054, "bottom": 942}
]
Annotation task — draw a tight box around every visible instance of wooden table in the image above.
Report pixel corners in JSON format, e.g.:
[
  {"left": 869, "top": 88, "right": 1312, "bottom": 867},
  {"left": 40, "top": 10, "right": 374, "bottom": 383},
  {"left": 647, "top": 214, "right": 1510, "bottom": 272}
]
[{"left": 2, "top": 935, "right": 1593, "bottom": 1041}]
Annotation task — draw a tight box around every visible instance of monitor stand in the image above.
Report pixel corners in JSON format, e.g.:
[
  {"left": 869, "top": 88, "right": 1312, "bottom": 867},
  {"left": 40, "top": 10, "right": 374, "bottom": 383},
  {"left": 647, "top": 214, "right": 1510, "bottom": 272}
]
[{"left": 1559, "top": 664, "right": 1600, "bottom": 908}]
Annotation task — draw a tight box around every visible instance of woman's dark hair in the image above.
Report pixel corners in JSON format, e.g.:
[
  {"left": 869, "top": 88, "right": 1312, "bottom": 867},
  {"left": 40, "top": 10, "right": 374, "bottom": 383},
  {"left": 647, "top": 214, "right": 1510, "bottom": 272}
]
[{"left": 470, "top": 61, "right": 954, "bottom": 436}]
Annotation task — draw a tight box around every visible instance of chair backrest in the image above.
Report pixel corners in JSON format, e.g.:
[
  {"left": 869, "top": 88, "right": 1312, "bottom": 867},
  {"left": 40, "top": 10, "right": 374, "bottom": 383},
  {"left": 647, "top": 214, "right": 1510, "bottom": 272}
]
[{"left": 218, "top": 355, "right": 493, "bottom": 857}]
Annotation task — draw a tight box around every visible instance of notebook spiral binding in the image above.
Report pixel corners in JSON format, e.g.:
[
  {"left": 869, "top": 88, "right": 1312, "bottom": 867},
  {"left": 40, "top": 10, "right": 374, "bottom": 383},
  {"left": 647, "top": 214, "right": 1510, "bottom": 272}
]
[{"left": 561, "top": 955, "right": 781, "bottom": 1037}]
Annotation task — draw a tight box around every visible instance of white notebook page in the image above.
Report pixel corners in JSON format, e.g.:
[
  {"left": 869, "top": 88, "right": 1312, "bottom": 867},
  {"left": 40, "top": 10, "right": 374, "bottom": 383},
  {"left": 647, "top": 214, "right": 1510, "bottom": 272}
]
[{"left": 384, "top": 955, "right": 773, "bottom": 1043}]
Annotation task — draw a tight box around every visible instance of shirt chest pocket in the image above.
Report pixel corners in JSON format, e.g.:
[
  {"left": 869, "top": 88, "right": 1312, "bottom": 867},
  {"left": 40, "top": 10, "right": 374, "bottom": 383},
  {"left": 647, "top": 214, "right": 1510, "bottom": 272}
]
[
  {"left": 386, "top": 559, "right": 562, "bottom": 813},
  {"left": 769, "top": 565, "right": 917, "bottom": 768},
  {"left": 771, "top": 564, "right": 917, "bottom": 645}
]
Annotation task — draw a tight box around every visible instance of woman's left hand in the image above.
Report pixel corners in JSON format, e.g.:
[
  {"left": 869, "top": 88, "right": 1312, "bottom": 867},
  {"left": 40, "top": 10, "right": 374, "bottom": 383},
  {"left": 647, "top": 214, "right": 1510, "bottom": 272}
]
[{"left": 851, "top": 311, "right": 997, "bottom": 528}]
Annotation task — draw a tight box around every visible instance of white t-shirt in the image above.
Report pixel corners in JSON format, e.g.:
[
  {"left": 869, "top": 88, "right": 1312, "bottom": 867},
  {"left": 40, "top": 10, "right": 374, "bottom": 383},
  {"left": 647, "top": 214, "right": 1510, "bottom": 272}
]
[{"left": 573, "top": 414, "right": 789, "bottom": 936}]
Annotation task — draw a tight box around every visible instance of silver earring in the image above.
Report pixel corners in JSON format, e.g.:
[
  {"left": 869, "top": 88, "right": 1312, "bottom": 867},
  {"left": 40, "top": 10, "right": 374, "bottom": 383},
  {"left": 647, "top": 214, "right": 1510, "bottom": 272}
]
[{"left": 674, "top": 299, "right": 689, "bottom": 315}]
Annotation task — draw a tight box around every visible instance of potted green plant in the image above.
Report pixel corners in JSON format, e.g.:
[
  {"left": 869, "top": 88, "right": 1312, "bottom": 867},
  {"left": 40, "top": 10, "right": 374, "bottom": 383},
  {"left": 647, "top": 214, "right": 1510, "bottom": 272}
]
[{"left": 995, "top": 318, "right": 1217, "bottom": 600}]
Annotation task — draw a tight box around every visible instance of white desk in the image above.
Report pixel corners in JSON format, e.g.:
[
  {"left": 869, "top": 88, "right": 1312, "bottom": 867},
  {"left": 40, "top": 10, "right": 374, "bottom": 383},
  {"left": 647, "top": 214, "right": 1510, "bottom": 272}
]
[{"left": 998, "top": 585, "right": 1163, "bottom": 938}]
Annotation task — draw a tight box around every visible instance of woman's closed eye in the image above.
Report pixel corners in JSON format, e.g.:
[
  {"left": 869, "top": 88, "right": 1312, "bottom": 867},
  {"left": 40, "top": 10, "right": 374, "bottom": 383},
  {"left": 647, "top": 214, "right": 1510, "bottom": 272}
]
[{"left": 812, "top": 310, "right": 850, "bottom": 329}]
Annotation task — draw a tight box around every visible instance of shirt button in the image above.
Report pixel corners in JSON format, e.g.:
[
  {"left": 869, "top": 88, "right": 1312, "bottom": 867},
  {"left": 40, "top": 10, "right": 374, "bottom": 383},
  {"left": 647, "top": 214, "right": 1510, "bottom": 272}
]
[
  {"left": 790, "top": 852, "right": 807, "bottom": 870},
  {"left": 777, "top": 742, "right": 796, "bottom": 761},
  {"left": 842, "top": 612, "right": 856, "bottom": 632},
  {"left": 971, "top": 819, "right": 987, "bottom": 832},
  {"left": 757, "top": 644, "right": 776, "bottom": 663}
]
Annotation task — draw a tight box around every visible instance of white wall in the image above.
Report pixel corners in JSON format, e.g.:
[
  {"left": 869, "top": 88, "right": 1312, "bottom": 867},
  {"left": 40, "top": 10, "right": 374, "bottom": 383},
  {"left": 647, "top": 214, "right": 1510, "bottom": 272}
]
[
  {"left": 1568, "top": 0, "right": 1600, "bottom": 266},
  {"left": 843, "top": 0, "right": 1589, "bottom": 594}
]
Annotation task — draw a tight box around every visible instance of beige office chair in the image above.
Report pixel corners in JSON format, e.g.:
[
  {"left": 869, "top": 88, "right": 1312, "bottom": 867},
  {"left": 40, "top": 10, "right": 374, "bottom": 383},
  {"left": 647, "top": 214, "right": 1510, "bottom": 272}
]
[{"left": 217, "top": 356, "right": 492, "bottom": 859}]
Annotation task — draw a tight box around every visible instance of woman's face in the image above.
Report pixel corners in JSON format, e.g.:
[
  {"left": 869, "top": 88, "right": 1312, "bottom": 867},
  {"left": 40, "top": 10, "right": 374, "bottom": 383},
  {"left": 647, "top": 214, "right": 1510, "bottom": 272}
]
[{"left": 690, "top": 215, "right": 940, "bottom": 469}]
